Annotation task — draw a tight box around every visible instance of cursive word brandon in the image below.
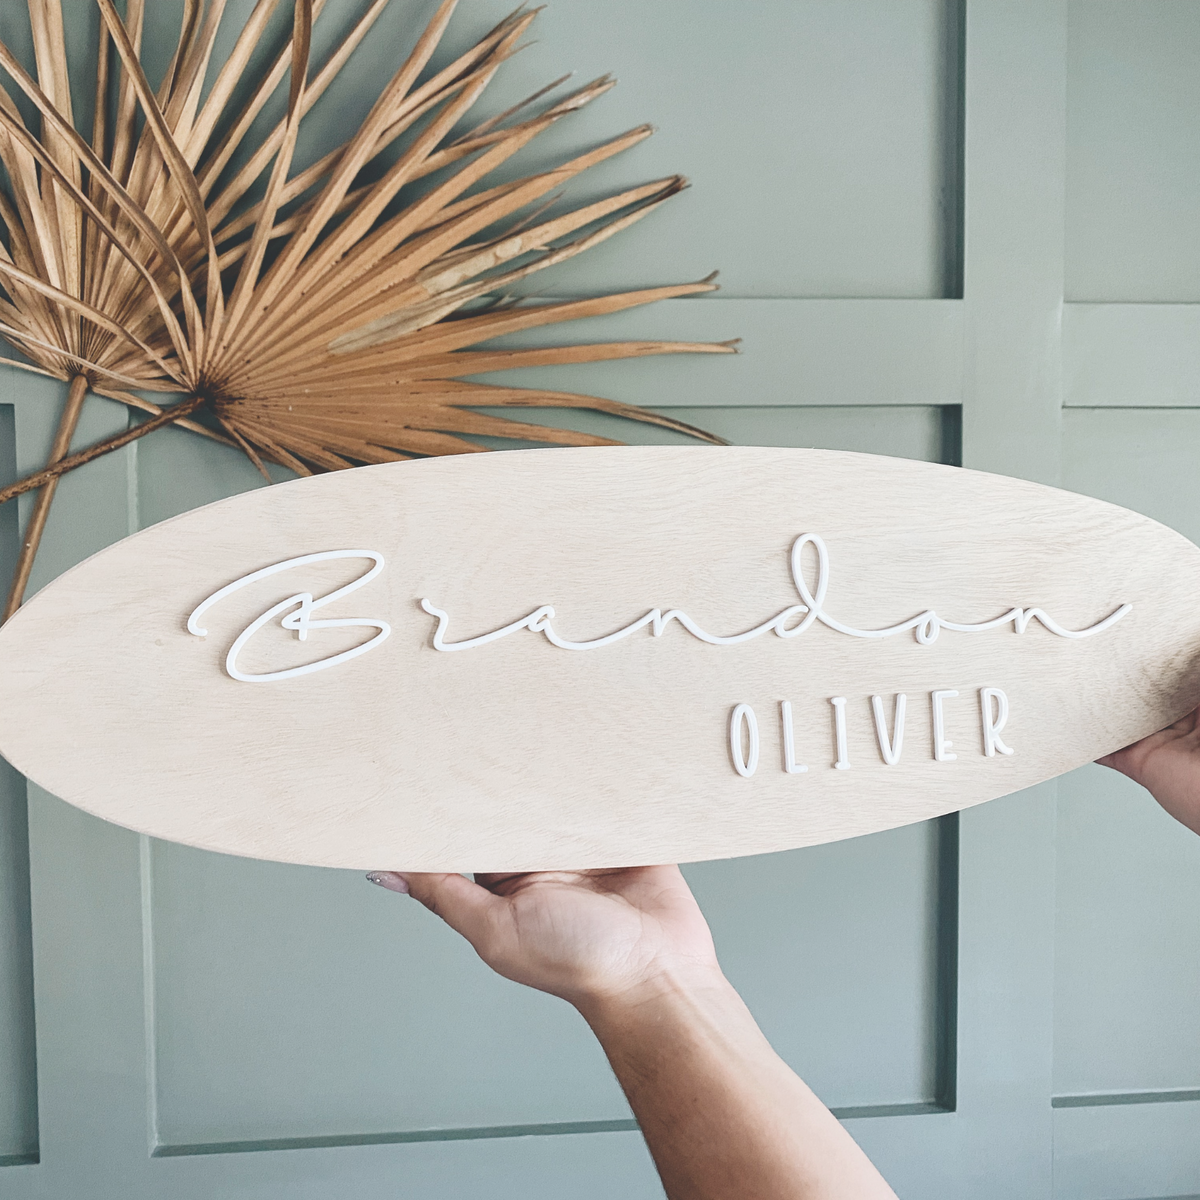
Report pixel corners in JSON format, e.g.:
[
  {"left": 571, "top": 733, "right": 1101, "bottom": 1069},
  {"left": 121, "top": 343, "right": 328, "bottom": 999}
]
[
  {"left": 421, "top": 532, "right": 1130, "bottom": 652},
  {"left": 188, "top": 535, "right": 1130, "bottom": 684}
]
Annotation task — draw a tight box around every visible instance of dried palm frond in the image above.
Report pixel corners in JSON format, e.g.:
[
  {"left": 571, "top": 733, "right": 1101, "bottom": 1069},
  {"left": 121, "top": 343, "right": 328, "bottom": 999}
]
[{"left": 0, "top": 0, "right": 735, "bottom": 621}]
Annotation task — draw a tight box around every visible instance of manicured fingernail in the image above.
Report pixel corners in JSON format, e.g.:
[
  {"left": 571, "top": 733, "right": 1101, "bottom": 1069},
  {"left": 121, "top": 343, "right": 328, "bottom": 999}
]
[{"left": 366, "top": 871, "right": 410, "bottom": 894}]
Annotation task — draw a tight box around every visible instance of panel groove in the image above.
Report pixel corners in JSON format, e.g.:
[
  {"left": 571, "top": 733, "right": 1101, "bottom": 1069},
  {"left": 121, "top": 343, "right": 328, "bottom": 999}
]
[
  {"left": 154, "top": 1120, "right": 643, "bottom": 1157},
  {"left": 940, "top": 0, "right": 968, "bottom": 299},
  {"left": 139, "top": 835, "right": 159, "bottom": 1157},
  {"left": 153, "top": 1102, "right": 956, "bottom": 1159},
  {"left": 1052, "top": 1089, "right": 1200, "bottom": 1110},
  {"left": 0, "top": 402, "right": 38, "bottom": 1167},
  {"left": 934, "top": 812, "right": 960, "bottom": 1111},
  {"left": 832, "top": 1102, "right": 951, "bottom": 1121}
]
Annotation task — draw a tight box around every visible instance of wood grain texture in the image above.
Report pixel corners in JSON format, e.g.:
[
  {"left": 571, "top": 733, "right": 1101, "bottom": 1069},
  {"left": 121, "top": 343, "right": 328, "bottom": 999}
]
[{"left": 1, "top": 445, "right": 1198, "bottom": 871}]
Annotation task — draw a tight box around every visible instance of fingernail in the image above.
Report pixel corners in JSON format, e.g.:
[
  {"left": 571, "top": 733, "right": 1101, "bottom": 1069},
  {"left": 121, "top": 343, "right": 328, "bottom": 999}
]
[{"left": 366, "top": 871, "right": 410, "bottom": 894}]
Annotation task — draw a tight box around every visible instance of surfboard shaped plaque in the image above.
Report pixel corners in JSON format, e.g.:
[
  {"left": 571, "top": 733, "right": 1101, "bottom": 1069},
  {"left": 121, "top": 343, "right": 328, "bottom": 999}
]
[{"left": 1, "top": 446, "right": 1198, "bottom": 870}]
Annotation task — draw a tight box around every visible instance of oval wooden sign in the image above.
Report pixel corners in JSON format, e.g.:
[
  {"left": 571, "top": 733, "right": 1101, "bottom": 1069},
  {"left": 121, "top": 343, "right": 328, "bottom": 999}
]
[{"left": 1, "top": 447, "right": 1198, "bottom": 870}]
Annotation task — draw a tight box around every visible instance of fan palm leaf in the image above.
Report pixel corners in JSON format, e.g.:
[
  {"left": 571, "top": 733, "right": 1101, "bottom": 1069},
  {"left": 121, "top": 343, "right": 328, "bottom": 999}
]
[{"left": 0, "top": 0, "right": 735, "bottom": 621}]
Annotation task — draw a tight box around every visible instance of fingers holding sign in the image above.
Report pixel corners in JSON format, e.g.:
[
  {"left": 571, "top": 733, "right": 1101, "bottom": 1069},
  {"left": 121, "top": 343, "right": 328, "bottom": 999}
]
[{"left": 1098, "top": 705, "right": 1200, "bottom": 835}]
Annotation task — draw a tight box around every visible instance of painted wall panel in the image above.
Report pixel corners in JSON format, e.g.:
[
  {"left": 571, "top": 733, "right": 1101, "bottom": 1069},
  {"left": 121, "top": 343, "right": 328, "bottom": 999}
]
[
  {"left": 1054, "top": 765, "right": 1200, "bottom": 1096},
  {"left": 466, "top": 298, "right": 964, "bottom": 411},
  {"left": 149, "top": 843, "right": 630, "bottom": 1145},
  {"left": 1057, "top": 408, "right": 1200, "bottom": 1086},
  {"left": 142, "top": 406, "right": 951, "bottom": 1147},
  {"left": 1067, "top": 0, "right": 1200, "bottom": 301},
  {"left": 155, "top": 1127, "right": 668, "bottom": 1200},
  {"left": 689, "top": 824, "right": 948, "bottom": 1114},
  {"left": 355, "top": 0, "right": 955, "bottom": 298},
  {"left": 149, "top": 823, "right": 945, "bottom": 1148},
  {"left": 130, "top": 0, "right": 957, "bottom": 300}
]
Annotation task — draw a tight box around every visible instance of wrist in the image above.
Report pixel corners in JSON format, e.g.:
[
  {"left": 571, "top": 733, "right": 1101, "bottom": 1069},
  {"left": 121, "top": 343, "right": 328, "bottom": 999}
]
[{"left": 573, "top": 960, "right": 734, "bottom": 1030}]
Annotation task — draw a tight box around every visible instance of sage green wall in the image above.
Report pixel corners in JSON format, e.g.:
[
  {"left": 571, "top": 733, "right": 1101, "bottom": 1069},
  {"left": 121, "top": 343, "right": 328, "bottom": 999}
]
[{"left": 0, "top": 2, "right": 1198, "bottom": 1198}]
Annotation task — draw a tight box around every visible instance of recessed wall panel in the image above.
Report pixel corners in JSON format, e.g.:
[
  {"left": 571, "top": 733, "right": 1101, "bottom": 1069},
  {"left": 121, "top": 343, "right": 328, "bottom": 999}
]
[
  {"left": 151, "top": 823, "right": 945, "bottom": 1145},
  {"left": 691, "top": 821, "right": 945, "bottom": 1113},
  {"left": 1067, "top": 1, "right": 1200, "bottom": 301},
  {"left": 1056, "top": 408, "right": 1200, "bottom": 1097},
  {"left": 149, "top": 406, "right": 952, "bottom": 1145},
  {"left": 224, "top": 0, "right": 960, "bottom": 300},
  {"left": 1054, "top": 765, "right": 1200, "bottom": 1097}
]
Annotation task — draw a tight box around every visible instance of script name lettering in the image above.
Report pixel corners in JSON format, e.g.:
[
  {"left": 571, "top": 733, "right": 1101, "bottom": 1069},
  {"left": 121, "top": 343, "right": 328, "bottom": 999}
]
[{"left": 187, "top": 534, "right": 1130, "bottom": 684}]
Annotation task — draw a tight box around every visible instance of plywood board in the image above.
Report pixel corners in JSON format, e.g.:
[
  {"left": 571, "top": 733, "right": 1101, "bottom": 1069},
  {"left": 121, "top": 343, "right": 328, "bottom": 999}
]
[{"left": 1, "top": 446, "right": 1198, "bottom": 870}]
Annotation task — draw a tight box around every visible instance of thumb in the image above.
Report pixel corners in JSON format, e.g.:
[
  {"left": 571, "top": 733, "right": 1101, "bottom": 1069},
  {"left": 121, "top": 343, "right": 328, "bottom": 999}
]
[{"left": 368, "top": 870, "right": 505, "bottom": 949}]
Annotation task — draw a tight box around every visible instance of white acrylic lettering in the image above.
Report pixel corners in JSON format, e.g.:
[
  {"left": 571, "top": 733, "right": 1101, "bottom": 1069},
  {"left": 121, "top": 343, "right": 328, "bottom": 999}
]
[
  {"left": 780, "top": 701, "right": 808, "bottom": 773},
  {"left": 194, "top": 534, "right": 1131, "bottom": 684},
  {"left": 423, "top": 533, "right": 1130, "bottom": 653},
  {"left": 981, "top": 687, "right": 1015, "bottom": 756},
  {"left": 188, "top": 550, "right": 390, "bottom": 683},
  {"left": 730, "top": 704, "right": 759, "bottom": 778},
  {"left": 932, "top": 690, "right": 958, "bottom": 762},
  {"left": 831, "top": 697, "right": 850, "bottom": 770},
  {"left": 871, "top": 693, "right": 907, "bottom": 766}
]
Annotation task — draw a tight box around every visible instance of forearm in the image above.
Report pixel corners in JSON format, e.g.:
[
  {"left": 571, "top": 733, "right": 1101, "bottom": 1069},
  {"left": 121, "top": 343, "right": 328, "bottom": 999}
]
[{"left": 578, "top": 968, "right": 897, "bottom": 1200}]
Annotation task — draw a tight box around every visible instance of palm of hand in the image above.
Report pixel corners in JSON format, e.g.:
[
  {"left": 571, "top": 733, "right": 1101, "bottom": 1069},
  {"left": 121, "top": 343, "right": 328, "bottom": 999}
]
[
  {"left": 1098, "top": 705, "right": 1200, "bottom": 835},
  {"left": 470, "top": 866, "right": 720, "bottom": 1007}
]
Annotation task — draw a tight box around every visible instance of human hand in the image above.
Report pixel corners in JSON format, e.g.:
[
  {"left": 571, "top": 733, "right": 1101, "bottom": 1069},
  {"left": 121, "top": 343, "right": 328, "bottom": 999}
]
[
  {"left": 366, "top": 866, "right": 722, "bottom": 1011},
  {"left": 1098, "top": 705, "right": 1200, "bottom": 836}
]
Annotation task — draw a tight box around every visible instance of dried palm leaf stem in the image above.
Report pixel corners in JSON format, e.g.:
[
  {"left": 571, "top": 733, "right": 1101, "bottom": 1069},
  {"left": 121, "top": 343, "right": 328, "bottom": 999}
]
[{"left": 0, "top": 395, "right": 209, "bottom": 509}]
